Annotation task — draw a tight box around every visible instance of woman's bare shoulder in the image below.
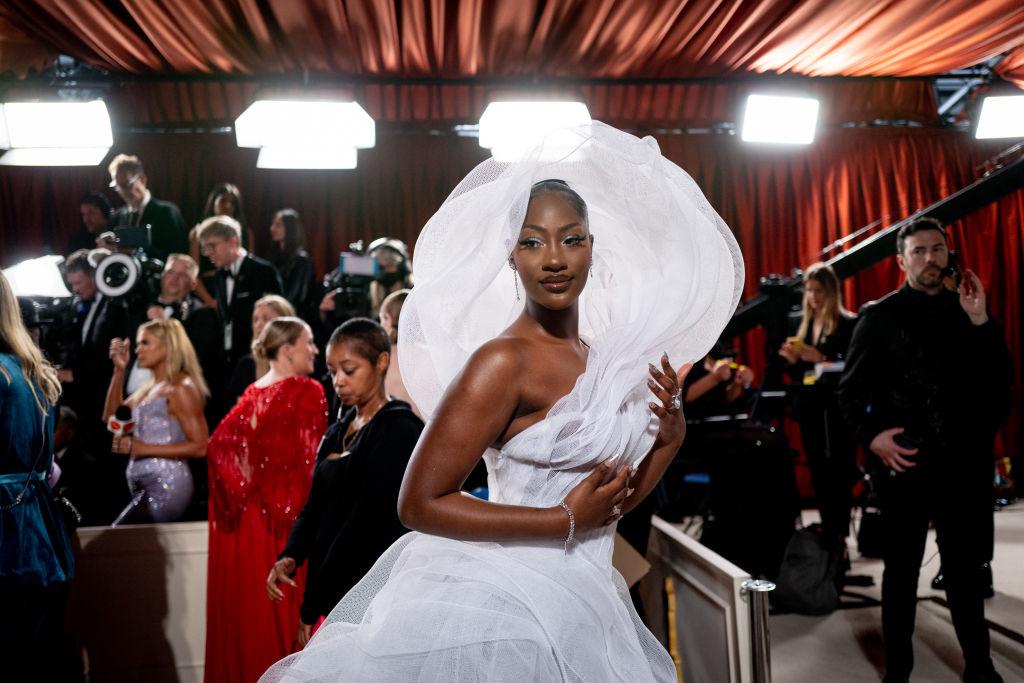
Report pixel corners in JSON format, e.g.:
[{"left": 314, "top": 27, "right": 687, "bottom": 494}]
[
  {"left": 462, "top": 335, "right": 528, "bottom": 382},
  {"left": 167, "top": 376, "right": 204, "bottom": 409}
]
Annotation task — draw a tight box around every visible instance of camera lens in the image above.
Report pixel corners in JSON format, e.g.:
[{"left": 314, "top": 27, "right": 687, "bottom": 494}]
[{"left": 103, "top": 262, "right": 129, "bottom": 289}]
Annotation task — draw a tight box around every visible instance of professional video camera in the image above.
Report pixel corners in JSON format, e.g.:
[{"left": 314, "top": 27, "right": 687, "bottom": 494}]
[
  {"left": 323, "top": 241, "right": 377, "bottom": 321},
  {"left": 92, "top": 226, "right": 163, "bottom": 304},
  {"left": 5, "top": 255, "right": 76, "bottom": 366},
  {"left": 322, "top": 238, "right": 410, "bottom": 321}
]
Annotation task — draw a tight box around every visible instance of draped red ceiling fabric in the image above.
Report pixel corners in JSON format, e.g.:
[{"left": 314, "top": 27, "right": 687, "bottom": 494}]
[
  {"left": 2, "top": 0, "right": 1024, "bottom": 79},
  {"left": 996, "top": 45, "right": 1024, "bottom": 87}
]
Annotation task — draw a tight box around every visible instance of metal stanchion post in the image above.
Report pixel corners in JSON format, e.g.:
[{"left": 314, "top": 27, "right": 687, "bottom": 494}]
[{"left": 741, "top": 578, "right": 775, "bottom": 683}]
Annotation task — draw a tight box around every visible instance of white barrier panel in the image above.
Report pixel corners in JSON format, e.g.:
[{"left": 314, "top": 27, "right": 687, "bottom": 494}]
[
  {"left": 641, "top": 515, "right": 757, "bottom": 683},
  {"left": 67, "top": 522, "right": 208, "bottom": 682}
]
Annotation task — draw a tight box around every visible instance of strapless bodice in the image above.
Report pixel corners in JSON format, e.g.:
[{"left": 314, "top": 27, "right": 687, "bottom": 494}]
[{"left": 133, "top": 395, "right": 187, "bottom": 445}]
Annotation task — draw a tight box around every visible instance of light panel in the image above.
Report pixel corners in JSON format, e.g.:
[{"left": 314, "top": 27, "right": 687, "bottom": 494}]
[
  {"left": 975, "top": 95, "right": 1024, "bottom": 139},
  {"left": 0, "top": 147, "right": 110, "bottom": 166},
  {"left": 0, "top": 100, "right": 113, "bottom": 148},
  {"left": 2, "top": 255, "right": 71, "bottom": 298},
  {"left": 478, "top": 101, "right": 592, "bottom": 162},
  {"left": 0, "top": 100, "right": 112, "bottom": 166},
  {"left": 741, "top": 94, "right": 819, "bottom": 145},
  {"left": 256, "top": 145, "right": 358, "bottom": 170},
  {"left": 236, "top": 100, "right": 375, "bottom": 150}
]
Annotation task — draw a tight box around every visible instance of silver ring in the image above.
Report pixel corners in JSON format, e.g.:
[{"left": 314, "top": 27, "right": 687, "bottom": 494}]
[
  {"left": 611, "top": 504, "right": 622, "bottom": 517},
  {"left": 670, "top": 389, "right": 682, "bottom": 410}
]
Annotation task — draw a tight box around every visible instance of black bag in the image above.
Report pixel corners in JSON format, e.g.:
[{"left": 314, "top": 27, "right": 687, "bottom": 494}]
[{"left": 770, "top": 525, "right": 841, "bottom": 615}]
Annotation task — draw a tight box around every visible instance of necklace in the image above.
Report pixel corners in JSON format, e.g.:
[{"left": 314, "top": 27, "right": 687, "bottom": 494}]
[{"left": 340, "top": 395, "right": 389, "bottom": 454}]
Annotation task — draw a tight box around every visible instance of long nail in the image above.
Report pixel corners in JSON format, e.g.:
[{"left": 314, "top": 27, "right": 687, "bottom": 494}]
[{"left": 627, "top": 488, "right": 635, "bottom": 497}]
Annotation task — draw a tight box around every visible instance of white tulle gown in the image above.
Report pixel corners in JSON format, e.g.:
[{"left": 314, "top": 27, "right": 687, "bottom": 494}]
[{"left": 261, "top": 122, "right": 744, "bottom": 682}]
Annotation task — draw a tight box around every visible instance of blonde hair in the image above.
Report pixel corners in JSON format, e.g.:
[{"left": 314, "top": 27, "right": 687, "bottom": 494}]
[
  {"left": 0, "top": 271, "right": 61, "bottom": 412},
  {"left": 254, "top": 294, "right": 295, "bottom": 318},
  {"left": 196, "top": 215, "right": 242, "bottom": 242},
  {"left": 128, "top": 318, "right": 210, "bottom": 405},
  {"left": 380, "top": 289, "right": 411, "bottom": 345},
  {"left": 796, "top": 262, "right": 852, "bottom": 341},
  {"left": 165, "top": 253, "right": 199, "bottom": 279},
  {"left": 252, "top": 317, "right": 311, "bottom": 376},
  {"left": 252, "top": 296, "right": 297, "bottom": 376}
]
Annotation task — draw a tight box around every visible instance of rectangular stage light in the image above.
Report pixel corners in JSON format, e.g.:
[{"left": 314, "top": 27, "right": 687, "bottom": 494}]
[
  {"left": 479, "top": 101, "right": 592, "bottom": 162},
  {"left": 741, "top": 94, "right": 819, "bottom": 145},
  {"left": 0, "top": 100, "right": 112, "bottom": 166},
  {"left": 256, "top": 145, "right": 358, "bottom": 170},
  {"left": 975, "top": 95, "right": 1024, "bottom": 139},
  {"left": 236, "top": 100, "right": 375, "bottom": 150}
]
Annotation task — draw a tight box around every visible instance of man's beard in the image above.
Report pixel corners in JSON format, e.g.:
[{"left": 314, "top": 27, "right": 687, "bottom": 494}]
[{"left": 912, "top": 267, "right": 942, "bottom": 290}]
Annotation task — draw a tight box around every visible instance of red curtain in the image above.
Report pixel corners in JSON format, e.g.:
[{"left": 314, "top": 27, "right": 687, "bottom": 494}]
[
  {"left": 0, "top": 125, "right": 1020, "bottom": 465},
  {"left": 997, "top": 44, "right": 1024, "bottom": 87},
  {"left": 3, "top": 1, "right": 1023, "bottom": 79}
]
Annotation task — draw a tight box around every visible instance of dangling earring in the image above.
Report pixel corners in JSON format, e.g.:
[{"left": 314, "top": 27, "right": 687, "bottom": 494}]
[
  {"left": 589, "top": 258, "right": 594, "bottom": 280},
  {"left": 508, "top": 260, "right": 520, "bottom": 301}
]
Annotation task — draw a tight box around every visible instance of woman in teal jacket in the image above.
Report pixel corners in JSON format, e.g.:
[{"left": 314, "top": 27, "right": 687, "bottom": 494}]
[{"left": 0, "top": 270, "right": 73, "bottom": 682}]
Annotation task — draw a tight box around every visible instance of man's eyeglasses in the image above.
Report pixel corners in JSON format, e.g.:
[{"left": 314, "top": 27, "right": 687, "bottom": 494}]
[{"left": 200, "top": 240, "right": 223, "bottom": 255}]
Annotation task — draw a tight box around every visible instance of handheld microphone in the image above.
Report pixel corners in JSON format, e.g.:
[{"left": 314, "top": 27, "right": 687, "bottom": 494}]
[{"left": 107, "top": 405, "right": 135, "bottom": 437}]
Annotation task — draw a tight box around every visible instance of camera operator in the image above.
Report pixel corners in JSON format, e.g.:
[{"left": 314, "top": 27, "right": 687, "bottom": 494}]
[
  {"left": 198, "top": 216, "right": 282, "bottom": 367},
  {"left": 108, "top": 154, "right": 188, "bottom": 262},
  {"left": 59, "top": 249, "right": 132, "bottom": 523},
  {"left": 837, "top": 218, "right": 1012, "bottom": 683},
  {"left": 319, "top": 238, "right": 413, "bottom": 328},
  {"left": 65, "top": 193, "right": 112, "bottom": 255}
]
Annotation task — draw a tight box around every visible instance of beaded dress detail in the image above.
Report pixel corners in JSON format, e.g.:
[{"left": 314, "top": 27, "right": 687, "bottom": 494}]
[
  {"left": 205, "top": 377, "right": 327, "bottom": 683},
  {"left": 112, "top": 395, "right": 192, "bottom": 526}
]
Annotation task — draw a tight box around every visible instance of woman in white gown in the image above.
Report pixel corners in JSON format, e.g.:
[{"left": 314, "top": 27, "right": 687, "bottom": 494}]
[{"left": 262, "top": 122, "right": 744, "bottom": 682}]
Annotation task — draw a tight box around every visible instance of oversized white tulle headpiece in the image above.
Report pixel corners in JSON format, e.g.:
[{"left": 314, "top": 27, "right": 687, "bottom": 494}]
[{"left": 399, "top": 122, "right": 744, "bottom": 422}]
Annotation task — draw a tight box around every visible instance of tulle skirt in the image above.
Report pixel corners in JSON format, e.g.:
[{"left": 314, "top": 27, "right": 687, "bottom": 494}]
[{"left": 261, "top": 532, "right": 675, "bottom": 682}]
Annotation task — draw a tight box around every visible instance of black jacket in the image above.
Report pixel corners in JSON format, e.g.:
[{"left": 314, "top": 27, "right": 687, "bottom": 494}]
[
  {"left": 211, "top": 254, "right": 283, "bottom": 365},
  {"left": 156, "top": 295, "right": 225, "bottom": 392},
  {"left": 783, "top": 313, "right": 857, "bottom": 384},
  {"left": 280, "top": 400, "right": 423, "bottom": 624},
  {"left": 837, "top": 284, "right": 1012, "bottom": 457},
  {"left": 111, "top": 196, "right": 189, "bottom": 262},
  {"left": 65, "top": 294, "right": 131, "bottom": 438},
  {"left": 273, "top": 250, "right": 317, "bottom": 317}
]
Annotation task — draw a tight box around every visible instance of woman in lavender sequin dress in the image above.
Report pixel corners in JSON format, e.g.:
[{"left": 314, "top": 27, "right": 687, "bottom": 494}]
[{"left": 103, "top": 318, "right": 210, "bottom": 526}]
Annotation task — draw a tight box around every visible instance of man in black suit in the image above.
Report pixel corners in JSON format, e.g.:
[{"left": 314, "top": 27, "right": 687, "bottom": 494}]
[
  {"left": 60, "top": 249, "right": 132, "bottom": 523},
  {"left": 838, "top": 219, "right": 1011, "bottom": 683},
  {"left": 142, "top": 253, "right": 224, "bottom": 390},
  {"left": 197, "top": 216, "right": 283, "bottom": 368},
  {"left": 108, "top": 153, "right": 189, "bottom": 262}
]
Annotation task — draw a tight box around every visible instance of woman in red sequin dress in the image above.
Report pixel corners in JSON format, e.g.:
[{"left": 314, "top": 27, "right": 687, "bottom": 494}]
[{"left": 205, "top": 317, "right": 327, "bottom": 682}]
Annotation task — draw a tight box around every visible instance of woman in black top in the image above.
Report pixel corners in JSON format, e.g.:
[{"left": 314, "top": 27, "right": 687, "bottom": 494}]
[
  {"left": 268, "top": 209, "right": 316, "bottom": 318},
  {"left": 779, "top": 262, "right": 858, "bottom": 550},
  {"left": 266, "top": 318, "right": 423, "bottom": 646}
]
